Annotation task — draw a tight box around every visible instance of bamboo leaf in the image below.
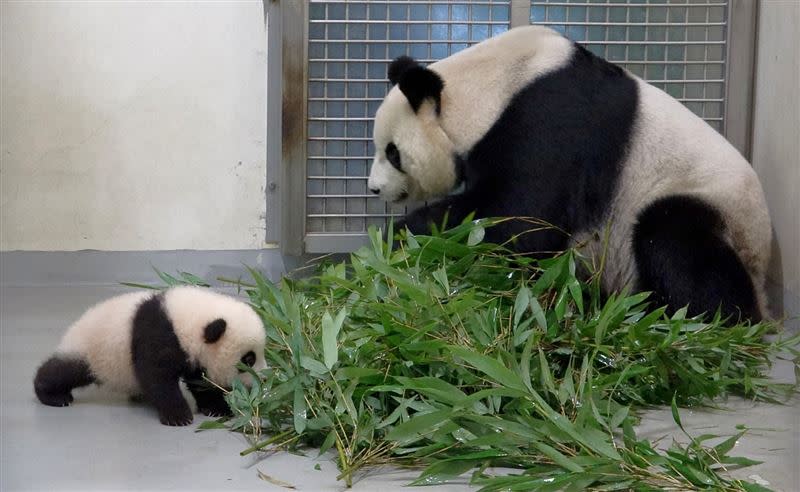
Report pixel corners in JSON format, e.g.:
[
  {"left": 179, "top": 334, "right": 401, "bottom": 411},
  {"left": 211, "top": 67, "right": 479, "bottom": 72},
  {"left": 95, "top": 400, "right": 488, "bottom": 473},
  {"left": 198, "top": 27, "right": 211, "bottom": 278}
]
[
  {"left": 513, "top": 287, "right": 530, "bottom": 330},
  {"left": 322, "top": 307, "right": 347, "bottom": 370}
]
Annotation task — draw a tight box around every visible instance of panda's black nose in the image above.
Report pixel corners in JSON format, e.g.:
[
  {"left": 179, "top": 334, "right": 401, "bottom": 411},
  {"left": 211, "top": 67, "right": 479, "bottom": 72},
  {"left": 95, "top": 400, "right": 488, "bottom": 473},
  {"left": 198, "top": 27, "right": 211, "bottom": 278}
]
[{"left": 369, "top": 188, "right": 380, "bottom": 195}]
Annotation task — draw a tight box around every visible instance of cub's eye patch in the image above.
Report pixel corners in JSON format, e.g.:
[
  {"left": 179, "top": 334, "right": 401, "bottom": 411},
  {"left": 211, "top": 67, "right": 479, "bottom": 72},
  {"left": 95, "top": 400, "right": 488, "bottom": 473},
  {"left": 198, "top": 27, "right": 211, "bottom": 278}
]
[
  {"left": 385, "top": 143, "right": 404, "bottom": 173},
  {"left": 238, "top": 351, "right": 256, "bottom": 372}
]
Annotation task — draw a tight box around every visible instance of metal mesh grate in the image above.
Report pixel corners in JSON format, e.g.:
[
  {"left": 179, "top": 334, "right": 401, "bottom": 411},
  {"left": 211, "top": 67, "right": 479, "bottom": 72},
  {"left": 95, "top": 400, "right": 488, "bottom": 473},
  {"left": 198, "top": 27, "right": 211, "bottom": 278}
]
[
  {"left": 531, "top": 0, "right": 728, "bottom": 130},
  {"left": 306, "top": 0, "right": 511, "bottom": 244}
]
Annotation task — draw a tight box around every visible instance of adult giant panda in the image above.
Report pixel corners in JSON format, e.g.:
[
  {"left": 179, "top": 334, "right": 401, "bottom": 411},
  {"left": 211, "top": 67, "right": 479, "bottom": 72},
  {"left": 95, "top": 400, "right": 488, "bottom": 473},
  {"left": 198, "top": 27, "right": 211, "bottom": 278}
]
[
  {"left": 367, "top": 26, "right": 771, "bottom": 322},
  {"left": 34, "top": 286, "right": 266, "bottom": 425}
]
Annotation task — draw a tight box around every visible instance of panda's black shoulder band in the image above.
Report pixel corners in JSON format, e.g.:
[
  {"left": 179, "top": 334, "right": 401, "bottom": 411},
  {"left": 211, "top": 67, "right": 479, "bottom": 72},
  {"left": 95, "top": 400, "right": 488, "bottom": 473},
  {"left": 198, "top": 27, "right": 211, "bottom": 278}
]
[{"left": 454, "top": 154, "right": 468, "bottom": 187}]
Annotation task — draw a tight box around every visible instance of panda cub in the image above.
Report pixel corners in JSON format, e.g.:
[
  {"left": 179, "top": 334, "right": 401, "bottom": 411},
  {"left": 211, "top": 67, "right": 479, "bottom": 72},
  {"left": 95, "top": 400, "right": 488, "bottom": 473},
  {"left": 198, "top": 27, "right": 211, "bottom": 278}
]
[{"left": 34, "top": 286, "right": 266, "bottom": 426}]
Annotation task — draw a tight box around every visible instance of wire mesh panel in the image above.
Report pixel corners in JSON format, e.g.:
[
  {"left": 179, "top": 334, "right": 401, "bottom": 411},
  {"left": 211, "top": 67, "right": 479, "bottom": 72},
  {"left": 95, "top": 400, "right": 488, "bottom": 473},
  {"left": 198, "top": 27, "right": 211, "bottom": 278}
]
[
  {"left": 531, "top": 0, "right": 729, "bottom": 131},
  {"left": 306, "top": 0, "right": 511, "bottom": 251}
]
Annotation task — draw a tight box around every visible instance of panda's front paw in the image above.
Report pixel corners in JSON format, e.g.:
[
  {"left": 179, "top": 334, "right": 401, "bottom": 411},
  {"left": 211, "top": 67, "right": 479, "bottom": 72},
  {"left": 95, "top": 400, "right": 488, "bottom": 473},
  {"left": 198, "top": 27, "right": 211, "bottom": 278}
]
[
  {"left": 158, "top": 407, "right": 194, "bottom": 426},
  {"left": 199, "top": 403, "right": 232, "bottom": 418}
]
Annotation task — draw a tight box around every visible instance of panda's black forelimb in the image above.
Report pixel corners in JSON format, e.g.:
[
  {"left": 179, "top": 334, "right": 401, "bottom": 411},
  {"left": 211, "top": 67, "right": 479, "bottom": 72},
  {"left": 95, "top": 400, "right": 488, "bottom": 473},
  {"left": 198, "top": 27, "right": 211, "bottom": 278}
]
[
  {"left": 397, "top": 192, "right": 479, "bottom": 237},
  {"left": 633, "top": 195, "right": 760, "bottom": 322},
  {"left": 131, "top": 294, "right": 195, "bottom": 426},
  {"left": 34, "top": 355, "right": 95, "bottom": 407},
  {"left": 185, "top": 372, "right": 232, "bottom": 418}
]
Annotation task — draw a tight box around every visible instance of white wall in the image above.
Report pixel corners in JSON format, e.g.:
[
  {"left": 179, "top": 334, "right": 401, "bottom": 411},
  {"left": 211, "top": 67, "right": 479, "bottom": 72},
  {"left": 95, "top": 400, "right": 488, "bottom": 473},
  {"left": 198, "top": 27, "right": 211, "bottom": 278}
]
[
  {"left": 752, "top": 0, "right": 799, "bottom": 326},
  {"left": 0, "top": 1, "right": 267, "bottom": 251}
]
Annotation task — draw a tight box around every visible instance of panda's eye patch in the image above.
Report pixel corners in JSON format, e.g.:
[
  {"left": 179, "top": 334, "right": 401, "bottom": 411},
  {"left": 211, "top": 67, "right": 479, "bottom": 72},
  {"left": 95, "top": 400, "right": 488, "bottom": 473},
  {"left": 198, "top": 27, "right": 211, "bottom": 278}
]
[
  {"left": 385, "top": 143, "right": 404, "bottom": 173},
  {"left": 239, "top": 351, "right": 256, "bottom": 371}
]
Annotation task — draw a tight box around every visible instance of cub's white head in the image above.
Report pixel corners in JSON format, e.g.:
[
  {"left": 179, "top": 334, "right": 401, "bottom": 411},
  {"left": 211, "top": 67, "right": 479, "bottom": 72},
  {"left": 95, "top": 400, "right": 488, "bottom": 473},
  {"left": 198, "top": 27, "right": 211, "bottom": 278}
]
[{"left": 164, "top": 286, "right": 267, "bottom": 388}]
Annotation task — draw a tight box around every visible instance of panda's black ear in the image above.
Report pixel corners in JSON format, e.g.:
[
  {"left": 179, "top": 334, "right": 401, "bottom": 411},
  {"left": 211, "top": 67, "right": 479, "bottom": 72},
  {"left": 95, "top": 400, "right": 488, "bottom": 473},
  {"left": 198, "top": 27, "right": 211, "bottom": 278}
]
[
  {"left": 388, "top": 56, "right": 444, "bottom": 114},
  {"left": 203, "top": 319, "right": 227, "bottom": 344},
  {"left": 388, "top": 56, "right": 418, "bottom": 86}
]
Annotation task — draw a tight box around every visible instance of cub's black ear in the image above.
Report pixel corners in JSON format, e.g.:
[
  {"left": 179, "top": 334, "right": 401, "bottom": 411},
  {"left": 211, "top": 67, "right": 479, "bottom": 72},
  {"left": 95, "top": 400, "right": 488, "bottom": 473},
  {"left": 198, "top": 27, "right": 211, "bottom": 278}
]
[
  {"left": 388, "top": 56, "right": 444, "bottom": 114},
  {"left": 203, "top": 319, "right": 227, "bottom": 344}
]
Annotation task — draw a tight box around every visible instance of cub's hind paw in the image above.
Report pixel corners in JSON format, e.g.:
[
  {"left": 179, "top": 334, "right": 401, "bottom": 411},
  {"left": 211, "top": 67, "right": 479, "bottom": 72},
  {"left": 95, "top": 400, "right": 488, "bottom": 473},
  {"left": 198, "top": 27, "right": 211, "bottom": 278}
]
[{"left": 37, "top": 392, "right": 74, "bottom": 407}]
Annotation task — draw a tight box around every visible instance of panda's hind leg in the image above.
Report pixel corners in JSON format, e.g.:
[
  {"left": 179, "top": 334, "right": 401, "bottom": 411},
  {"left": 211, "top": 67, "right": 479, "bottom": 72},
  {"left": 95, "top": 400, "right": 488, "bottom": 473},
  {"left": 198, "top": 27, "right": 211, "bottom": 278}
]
[
  {"left": 632, "top": 195, "right": 760, "bottom": 322},
  {"left": 34, "top": 355, "right": 95, "bottom": 407}
]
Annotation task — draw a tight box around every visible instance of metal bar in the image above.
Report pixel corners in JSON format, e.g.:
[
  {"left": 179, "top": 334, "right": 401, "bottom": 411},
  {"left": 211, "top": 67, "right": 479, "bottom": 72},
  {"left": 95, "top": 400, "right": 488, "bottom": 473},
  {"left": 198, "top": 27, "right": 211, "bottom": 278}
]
[
  {"left": 531, "top": 2, "right": 726, "bottom": 7},
  {"left": 308, "top": 58, "right": 725, "bottom": 64},
  {"left": 308, "top": 195, "right": 376, "bottom": 198},
  {"left": 534, "top": 21, "right": 726, "bottom": 27},
  {"left": 310, "top": 19, "right": 509, "bottom": 25},
  {"left": 264, "top": 1, "right": 282, "bottom": 244},
  {"left": 310, "top": 78, "right": 725, "bottom": 83},
  {"left": 308, "top": 176, "right": 371, "bottom": 180},
  {"left": 304, "top": 38, "right": 726, "bottom": 45},
  {"left": 311, "top": 0, "right": 503, "bottom": 4},
  {"left": 510, "top": 0, "right": 530, "bottom": 28},
  {"left": 724, "top": 0, "right": 757, "bottom": 159},
  {"left": 304, "top": 234, "right": 370, "bottom": 254},
  {"left": 308, "top": 213, "right": 401, "bottom": 218},
  {"left": 281, "top": 0, "right": 308, "bottom": 255}
]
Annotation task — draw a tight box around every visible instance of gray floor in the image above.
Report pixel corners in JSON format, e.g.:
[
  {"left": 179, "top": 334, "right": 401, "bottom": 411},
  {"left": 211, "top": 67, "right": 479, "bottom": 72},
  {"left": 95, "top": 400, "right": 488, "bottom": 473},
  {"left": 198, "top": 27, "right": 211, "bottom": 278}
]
[{"left": 1, "top": 285, "right": 798, "bottom": 491}]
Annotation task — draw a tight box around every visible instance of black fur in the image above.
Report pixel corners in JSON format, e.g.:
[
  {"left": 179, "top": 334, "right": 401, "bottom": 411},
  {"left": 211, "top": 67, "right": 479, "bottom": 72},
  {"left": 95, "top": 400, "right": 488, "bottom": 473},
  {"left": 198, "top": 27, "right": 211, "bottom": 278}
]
[
  {"left": 400, "top": 45, "right": 638, "bottom": 257},
  {"left": 203, "top": 318, "right": 227, "bottom": 343},
  {"left": 185, "top": 369, "right": 233, "bottom": 418},
  {"left": 240, "top": 350, "right": 256, "bottom": 369},
  {"left": 388, "top": 56, "right": 445, "bottom": 114},
  {"left": 131, "top": 294, "right": 230, "bottom": 426},
  {"left": 388, "top": 55, "right": 418, "bottom": 85},
  {"left": 34, "top": 356, "right": 95, "bottom": 407},
  {"left": 633, "top": 195, "right": 759, "bottom": 322},
  {"left": 385, "top": 143, "right": 404, "bottom": 173}
]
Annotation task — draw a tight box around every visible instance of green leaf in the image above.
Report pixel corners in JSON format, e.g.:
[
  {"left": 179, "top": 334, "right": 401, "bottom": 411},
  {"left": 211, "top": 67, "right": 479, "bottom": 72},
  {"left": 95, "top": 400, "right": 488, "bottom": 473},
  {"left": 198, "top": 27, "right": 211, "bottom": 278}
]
[
  {"left": 609, "top": 405, "right": 629, "bottom": 430},
  {"left": 300, "top": 356, "right": 329, "bottom": 376},
  {"left": 394, "top": 376, "right": 467, "bottom": 405},
  {"left": 513, "top": 287, "right": 530, "bottom": 330},
  {"left": 318, "top": 430, "right": 337, "bottom": 456},
  {"left": 670, "top": 394, "right": 684, "bottom": 432},
  {"left": 433, "top": 267, "right": 450, "bottom": 295},
  {"left": 195, "top": 419, "right": 228, "bottom": 431},
  {"left": 567, "top": 278, "right": 583, "bottom": 314},
  {"left": 533, "top": 441, "right": 585, "bottom": 472},
  {"left": 538, "top": 349, "right": 556, "bottom": 395},
  {"left": 449, "top": 346, "right": 527, "bottom": 392},
  {"left": 467, "top": 224, "right": 485, "bottom": 246},
  {"left": 385, "top": 410, "right": 453, "bottom": 445},
  {"left": 411, "top": 459, "right": 478, "bottom": 485},
  {"left": 529, "top": 296, "right": 548, "bottom": 331},
  {"left": 554, "top": 286, "right": 569, "bottom": 320},
  {"left": 293, "top": 386, "right": 307, "bottom": 434},
  {"left": 720, "top": 456, "right": 764, "bottom": 467},
  {"left": 322, "top": 307, "right": 347, "bottom": 370},
  {"left": 713, "top": 431, "right": 744, "bottom": 458}
]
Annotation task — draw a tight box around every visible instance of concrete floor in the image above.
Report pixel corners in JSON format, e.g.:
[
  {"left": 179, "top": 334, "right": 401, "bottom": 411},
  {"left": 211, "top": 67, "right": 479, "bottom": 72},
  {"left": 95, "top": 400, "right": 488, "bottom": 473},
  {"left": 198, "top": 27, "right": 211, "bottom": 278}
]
[{"left": 1, "top": 285, "right": 798, "bottom": 491}]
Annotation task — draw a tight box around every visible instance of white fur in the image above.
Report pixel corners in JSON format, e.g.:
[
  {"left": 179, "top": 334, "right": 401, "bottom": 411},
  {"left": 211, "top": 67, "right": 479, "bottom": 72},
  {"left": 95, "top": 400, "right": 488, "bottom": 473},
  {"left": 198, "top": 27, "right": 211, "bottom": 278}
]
[
  {"left": 368, "top": 26, "right": 574, "bottom": 203},
  {"left": 56, "top": 286, "right": 266, "bottom": 394},
  {"left": 58, "top": 291, "right": 150, "bottom": 394},
  {"left": 164, "top": 286, "right": 266, "bottom": 387},
  {"left": 579, "top": 80, "right": 772, "bottom": 313}
]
